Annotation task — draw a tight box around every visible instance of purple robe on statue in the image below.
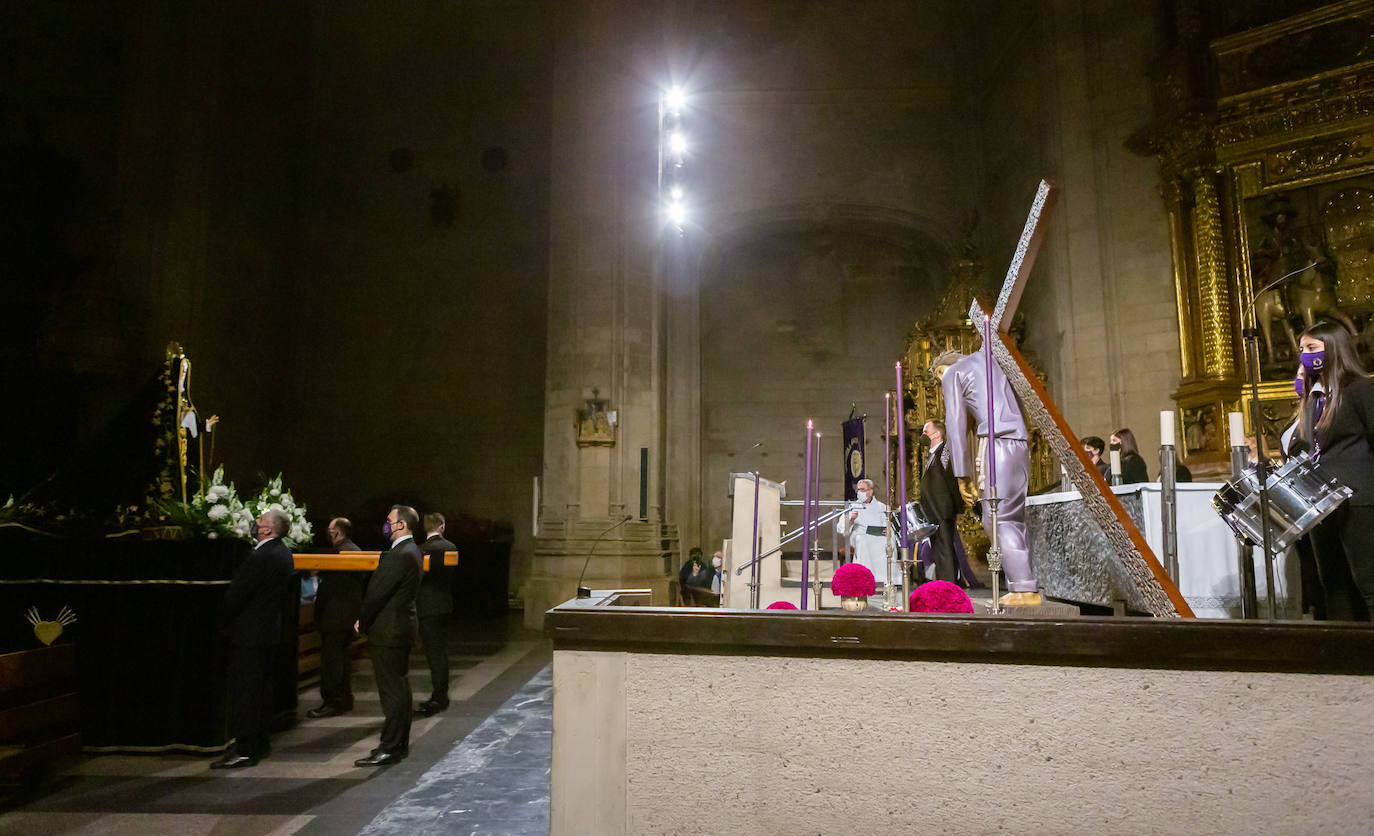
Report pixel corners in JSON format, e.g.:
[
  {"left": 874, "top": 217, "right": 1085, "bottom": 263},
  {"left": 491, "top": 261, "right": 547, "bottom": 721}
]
[{"left": 941, "top": 349, "right": 1037, "bottom": 593}]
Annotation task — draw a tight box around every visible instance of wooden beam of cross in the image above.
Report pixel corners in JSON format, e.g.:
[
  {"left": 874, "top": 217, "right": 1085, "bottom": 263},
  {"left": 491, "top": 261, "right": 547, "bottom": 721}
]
[{"left": 972, "top": 179, "right": 1193, "bottom": 618}]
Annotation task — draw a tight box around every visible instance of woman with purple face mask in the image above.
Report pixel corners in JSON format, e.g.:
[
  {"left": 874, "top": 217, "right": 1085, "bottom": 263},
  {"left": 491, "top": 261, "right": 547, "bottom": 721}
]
[{"left": 1291, "top": 320, "right": 1374, "bottom": 621}]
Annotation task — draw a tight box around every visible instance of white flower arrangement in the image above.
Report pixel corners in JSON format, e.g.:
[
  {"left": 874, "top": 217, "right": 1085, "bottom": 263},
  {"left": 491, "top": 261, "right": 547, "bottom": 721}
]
[
  {"left": 245, "top": 473, "right": 313, "bottom": 550},
  {"left": 185, "top": 466, "right": 250, "bottom": 541},
  {"left": 159, "top": 469, "right": 313, "bottom": 549}
]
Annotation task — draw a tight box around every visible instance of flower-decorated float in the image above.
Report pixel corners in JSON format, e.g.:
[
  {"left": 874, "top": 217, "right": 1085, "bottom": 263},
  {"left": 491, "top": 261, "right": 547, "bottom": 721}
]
[{"left": 0, "top": 344, "right": 312, "bottom": 755}]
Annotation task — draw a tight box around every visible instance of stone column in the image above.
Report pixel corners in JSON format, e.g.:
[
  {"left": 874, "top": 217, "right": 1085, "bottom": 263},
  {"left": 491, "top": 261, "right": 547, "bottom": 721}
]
[{"left": 527, "top": 2, "right": 677, "bottom": 626}]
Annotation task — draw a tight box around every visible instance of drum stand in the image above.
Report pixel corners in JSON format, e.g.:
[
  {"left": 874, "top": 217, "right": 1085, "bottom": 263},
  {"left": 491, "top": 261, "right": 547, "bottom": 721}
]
[
  {"left": 1241, "top": 326, "right": 1280, "bottom": 618},
  {"left": 1229, "top": 443, "right": 1260, "bottom": 619}
]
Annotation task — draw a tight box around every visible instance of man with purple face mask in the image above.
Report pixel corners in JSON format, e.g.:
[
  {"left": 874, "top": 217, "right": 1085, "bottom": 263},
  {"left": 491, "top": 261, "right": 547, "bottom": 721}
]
[{"left": 355, "top": 505, "right": 422, "bottom": 766}]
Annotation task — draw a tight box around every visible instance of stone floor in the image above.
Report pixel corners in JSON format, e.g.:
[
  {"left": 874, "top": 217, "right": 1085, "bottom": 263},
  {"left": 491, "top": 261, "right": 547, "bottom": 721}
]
[{"left": 0, "top": 614, "right": 553, "bottom": 836}]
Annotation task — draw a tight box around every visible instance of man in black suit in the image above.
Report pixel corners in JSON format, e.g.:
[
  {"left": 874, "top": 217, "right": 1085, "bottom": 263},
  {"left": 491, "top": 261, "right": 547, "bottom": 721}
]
[
  {"left": 919, "top": 420, "right": 971, "bottom": 586},
  {"left": 416, "top": 512, "right": 457, "bottom": 717},
  {"left": 355, "top": 505, "right": 421, "bottom": 767},
  {"left": 306, "top": 517, "right": 365, "bottom": 719},
  {"left": 212, "top": 509, "right": 295, "bottom": 769}
]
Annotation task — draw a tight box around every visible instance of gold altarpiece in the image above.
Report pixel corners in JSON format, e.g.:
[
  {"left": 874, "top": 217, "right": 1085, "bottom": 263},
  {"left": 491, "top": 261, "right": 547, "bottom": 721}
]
[
  {"left": 896, "top": 257, "right": 1058, "bottom": 563},
  {"left": 1139, "top": 0, "right": 1374, "bottom": 474}
]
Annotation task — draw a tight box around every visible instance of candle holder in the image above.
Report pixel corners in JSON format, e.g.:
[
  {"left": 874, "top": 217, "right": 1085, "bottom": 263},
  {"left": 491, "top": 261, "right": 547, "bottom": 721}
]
[
  {"left": 898, "top": 545, "right": 912, "bottom": 612},
  {"left": 1228, "top": 444, "right": 1259, "bottom": 619},
  {"left": 882, "top": 529, "right": 898, "bottom": 610},
  {"left": 1159, "top": 443, "right": 1179, "bottom": 584},
  {"left": 984, "top": 495, "right": 1003, "bottom": 614}
]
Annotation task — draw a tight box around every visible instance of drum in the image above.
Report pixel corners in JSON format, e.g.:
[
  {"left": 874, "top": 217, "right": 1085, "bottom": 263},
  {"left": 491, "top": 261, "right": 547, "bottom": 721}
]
[
  {"left": 902, "top": 502, "right": 939, "bottom": 543},
  {"left": 1212, "top": 452, "right": 1353, "bottom": 556}
]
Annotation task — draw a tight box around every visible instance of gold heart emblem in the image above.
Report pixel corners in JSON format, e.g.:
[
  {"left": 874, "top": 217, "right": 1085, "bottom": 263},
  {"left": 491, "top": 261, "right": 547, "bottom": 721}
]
[{"left": 33, "top": 621, "right": 63, "bottom": 646}]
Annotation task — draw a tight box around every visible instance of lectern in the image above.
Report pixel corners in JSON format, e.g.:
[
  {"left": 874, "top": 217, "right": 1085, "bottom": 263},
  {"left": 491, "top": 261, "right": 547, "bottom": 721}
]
[{"left": 724, "top": 472, "right": 783, "bottom": 609}]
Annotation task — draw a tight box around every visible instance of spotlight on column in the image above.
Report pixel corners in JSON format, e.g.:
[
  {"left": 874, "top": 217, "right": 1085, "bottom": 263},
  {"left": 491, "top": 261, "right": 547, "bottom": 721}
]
[
  {"left": 666, "top": 198, "right": 688, "bottom": 228},
  {"left": 668, "top": 131, "right": 688, "bottom": 156},
  {"left": 664, "top": 85, "right": 687, "bottom": 113}
]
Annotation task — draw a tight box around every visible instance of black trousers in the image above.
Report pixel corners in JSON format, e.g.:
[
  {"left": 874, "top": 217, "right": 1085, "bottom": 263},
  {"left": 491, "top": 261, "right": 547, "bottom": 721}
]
[
  {"left": 317, "top": 629, "right": 354, "bottom": 709},
  {"left": 1309, "top": 503, "right": 1374, "bottom": 621},
  {"left": 417, "top": 614, "right": 450, "bottom": 703},
  {"left": 227, "top": 643, "right": 275, "bottom": 759},
  {"left": 369, "top": 643, "right": 412, "bottom": 755},
  {"left": 929, "top": 524, "right": 959, "bottom": 584}
]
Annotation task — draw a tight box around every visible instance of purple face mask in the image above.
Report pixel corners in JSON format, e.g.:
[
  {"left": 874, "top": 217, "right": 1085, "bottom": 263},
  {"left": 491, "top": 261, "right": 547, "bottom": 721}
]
[
  {"left": 1300, "top": 349, "right": 1325, "bottom": 379},
  {"left": 1295, "top": 375, "right": 1305, "bottom": 399},
  {"left": 381, "top": 520, "right": 393, "bottom": 538}
]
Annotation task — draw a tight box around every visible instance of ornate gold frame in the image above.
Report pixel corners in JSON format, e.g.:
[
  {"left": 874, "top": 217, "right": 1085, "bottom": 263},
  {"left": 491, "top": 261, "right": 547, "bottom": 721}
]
[{"left": 1144, "top": 0, "right": 1374, "bottom": 472}]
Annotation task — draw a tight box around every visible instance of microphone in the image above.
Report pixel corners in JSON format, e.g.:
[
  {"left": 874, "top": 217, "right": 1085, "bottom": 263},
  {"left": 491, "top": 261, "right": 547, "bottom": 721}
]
[{"left": 576, "top": 515, "right": 634, "bottom": 598}]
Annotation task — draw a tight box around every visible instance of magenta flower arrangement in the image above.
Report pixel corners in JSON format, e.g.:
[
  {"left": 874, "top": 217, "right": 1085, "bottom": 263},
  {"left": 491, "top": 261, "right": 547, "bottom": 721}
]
[
  {"left": 766, "top": 600, "right": 798, "bottom": 610},
  {"left": 909, "top": 580, "right": 975, "bottom": 613},
  {"left": 830, "top": 563, "right": 876, "bottom": 598}
]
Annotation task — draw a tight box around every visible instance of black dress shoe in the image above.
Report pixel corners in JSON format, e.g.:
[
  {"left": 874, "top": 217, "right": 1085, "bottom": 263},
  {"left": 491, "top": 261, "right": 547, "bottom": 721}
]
[
  {"left": 210, "top": 755, "right": 258, "bottom": 769},
  {"left": 415, "top": 699, "right": 449, "bottom": 717},
  {"left": 354, "top": 752, "right": 403, "bottom": 767},
  {"left": 307, "top": 704, "right": 345, "bottom": 719}
]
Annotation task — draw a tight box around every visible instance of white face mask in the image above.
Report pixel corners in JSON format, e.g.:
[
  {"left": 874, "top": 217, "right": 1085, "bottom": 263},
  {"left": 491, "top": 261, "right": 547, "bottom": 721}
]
[
  {"left": 856, "top": 490, "right": 870, "bottom": 502},
  {"left": 712, "top": 556, "right": 722, "bottom": 568}
]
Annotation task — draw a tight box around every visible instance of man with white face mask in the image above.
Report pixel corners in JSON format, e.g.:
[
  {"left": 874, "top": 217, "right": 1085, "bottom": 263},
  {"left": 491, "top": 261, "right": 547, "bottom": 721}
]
[{"left": 836, "top": 478, "right": 889, "bottom": 586}]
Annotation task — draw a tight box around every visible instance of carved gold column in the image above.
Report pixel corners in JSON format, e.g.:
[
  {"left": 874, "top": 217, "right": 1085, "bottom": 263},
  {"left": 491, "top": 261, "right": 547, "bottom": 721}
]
[
  {"left": 1162, "top": 176, "right": 1196, "bottom": 380},
  {"left": 1190, "top": 171, "right": 1234, "bottom": 378}
]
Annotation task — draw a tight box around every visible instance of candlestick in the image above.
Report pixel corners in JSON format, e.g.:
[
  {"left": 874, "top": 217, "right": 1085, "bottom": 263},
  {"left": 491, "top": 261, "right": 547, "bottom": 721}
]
[
  {"left": 895, "top": 363, "right": 909, "bottom": 550},
  {"left": 884, "top": 392, "right": 892, "bottom": 506},
  {"left": 1160, "top": 411, "right": 1175, "bottom": 447},
  {"left": 800, "top": 419, "right": 813, "bottom": 610},
  {"left": 984, "top": 314, "right": 997, "bottom": 493},
  {"left": 1110, "top": 449, "right": 1122, "bottom": 476},
  {"left": 1229, "top": 412, "right": 1245, "bottom": 448}
]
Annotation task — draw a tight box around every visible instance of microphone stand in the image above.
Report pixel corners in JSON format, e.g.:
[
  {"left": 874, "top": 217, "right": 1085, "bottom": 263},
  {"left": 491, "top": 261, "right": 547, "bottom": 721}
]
[
  {"left": 1240, "top": 261, "right": 1312, "bottom": 619},
  {"left": 576, "top": 515, "right": 634, "bottom": 598}
]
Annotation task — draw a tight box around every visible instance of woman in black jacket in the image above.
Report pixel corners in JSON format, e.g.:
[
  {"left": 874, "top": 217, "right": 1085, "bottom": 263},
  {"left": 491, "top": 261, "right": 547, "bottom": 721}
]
[
  {"left": 1293, "top": 320, "right": 1374, "bottom": 621},
  {"left": 1110, "top": 428, "right": 1149, "bottom": 485}
]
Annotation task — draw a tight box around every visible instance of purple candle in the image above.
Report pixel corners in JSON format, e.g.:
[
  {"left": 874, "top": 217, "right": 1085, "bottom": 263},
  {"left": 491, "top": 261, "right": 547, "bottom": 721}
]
[
  {"left": 884, "top": 392, "right": 891, "bottom": 506},
  {"left": 800, "top": 419, "right": 814, "bottom": 610},
  {"left": 985, "top": 314, "right": 997, "bottom": 493},
  {"left": 813, "top": 432, "right": 822, "bottom": 511},
  {"left": 896, "top": 363, "right": 909, "bottom": 550}
]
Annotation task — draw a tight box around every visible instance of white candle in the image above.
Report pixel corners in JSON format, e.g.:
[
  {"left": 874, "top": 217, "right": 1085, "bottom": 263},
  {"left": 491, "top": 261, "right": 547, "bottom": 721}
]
[
  {"left": 1160, "top": 411, "right": 1175, "bottom": 447},
  {"left": 1229, "top": 412, "right": 1245, "bottom": 448},
  {"left": 1110, "top": 449, "right": 1122, "bottom": 476}
]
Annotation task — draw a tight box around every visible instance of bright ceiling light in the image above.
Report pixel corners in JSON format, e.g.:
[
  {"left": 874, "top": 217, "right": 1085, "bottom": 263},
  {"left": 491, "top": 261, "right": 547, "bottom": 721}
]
[
  {"left": 664, "top": 85, "right": 686, "bottom": 112},
  {"left": 670, "top": 185, "right": 683, "bottom": 201},
  {"left": 668, "top": 131, "right": 687, "bottom": 155},
  {"left": 666, "top": 200, "right": 688, "bottom": 227}
]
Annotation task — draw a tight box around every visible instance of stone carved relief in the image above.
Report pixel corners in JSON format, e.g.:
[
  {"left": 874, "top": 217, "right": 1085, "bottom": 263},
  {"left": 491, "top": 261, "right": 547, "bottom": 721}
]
[{"left": 575, "top": 390, "right": 615, "bottom": 447}]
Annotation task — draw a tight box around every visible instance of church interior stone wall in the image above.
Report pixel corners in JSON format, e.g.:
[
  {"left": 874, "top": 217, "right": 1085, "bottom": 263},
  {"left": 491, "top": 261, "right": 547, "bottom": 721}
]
[
  {"left": 971, "top": 0, "right": 1180, "bottom": 474},
  {"left": 1, "top": 2, "right": 555, "bottom": 592},
  {"left": 5, "top": 0, "right": 1203, "bottom": 606}
]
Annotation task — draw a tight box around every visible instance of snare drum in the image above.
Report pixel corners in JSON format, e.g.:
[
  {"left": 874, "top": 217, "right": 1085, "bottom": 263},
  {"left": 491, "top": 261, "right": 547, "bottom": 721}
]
[
  {"left": 902, "top": 502, "right": 939, "bottom": 542},
  {"left": 1212, "top": 452, "right": 1353, "bottom": 556}
]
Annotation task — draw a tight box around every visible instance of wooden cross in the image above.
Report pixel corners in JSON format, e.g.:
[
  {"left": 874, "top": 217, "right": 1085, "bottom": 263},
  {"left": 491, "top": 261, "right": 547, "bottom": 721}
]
[{"left": 973, "top": 179, "right": 1192, "bottom": 618}]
